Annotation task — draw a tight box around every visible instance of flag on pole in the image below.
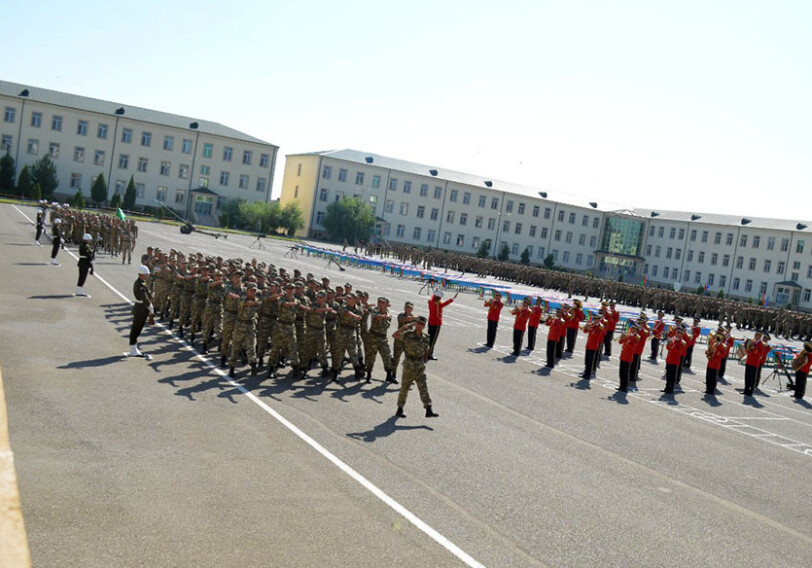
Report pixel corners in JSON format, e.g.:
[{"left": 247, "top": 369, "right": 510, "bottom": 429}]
[{"left": 116, "top": 207, "right": 126, "bottom": 221}]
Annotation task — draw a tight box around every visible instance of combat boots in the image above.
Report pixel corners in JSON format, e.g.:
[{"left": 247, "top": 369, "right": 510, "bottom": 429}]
[
  {"left": 321, "top": 365, "right": 330, "bottom": 378},
  {"left": 250, "top": 362, "right": 257, "bottom": 377},
  {"left": 200, "top": 340, "right": 208, "bottom": 355},
  {"left": 220, "top": 354, "right": 226, "bottom": 368},
  {"left": 425, "top": 406, "right": 439, "bottom": 418},
  {"left": 257, "top": 356, "right": 263, "bottom": 368},
  {"left": 189, "top": 331, "right": 195, "bottom": 345},
  {"left": 330, "top": 369, "right": 339, "bottom": 382},
  {"left": 395, "top": 406, "right": 406, "bottom": 418},
  {"left": 385, "top": 370, "right": 398, "bottom": 384},
  {"left": 178, "top": 327, "right": 184, "bottom": 339},
  {"left": 365, "top": 370, "right": 372, "bottom": 383},
  {"left": 354, "top": 366, "right": 364, "bottom": 381},
  {"left": 228, "top": 366, "right": 235, "bottom": 378},
  {"left": 268, "top": 365, "right": 277, "bottom": 379}
]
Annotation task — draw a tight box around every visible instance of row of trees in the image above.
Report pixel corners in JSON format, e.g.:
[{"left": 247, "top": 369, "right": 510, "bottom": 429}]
[
  {"left": 219, "top": 199, "right": 303, "bottom": 236},
  {"left": 0, "top": 153, "right": 59, "bottom": 201}
]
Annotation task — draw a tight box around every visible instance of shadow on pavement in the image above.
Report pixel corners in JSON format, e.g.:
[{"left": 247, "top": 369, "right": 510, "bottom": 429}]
[
  {"left": 28, "top": 294, "right": 76, "bottom": 299},
  {"left": 58, "top": 355, "right": 125, "bottom": 369},
  {"left": 347, "top": 416, "right": 433, "bottom": 442}
]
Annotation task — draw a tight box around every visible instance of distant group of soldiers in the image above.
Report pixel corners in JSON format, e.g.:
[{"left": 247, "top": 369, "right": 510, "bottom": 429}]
[
  {"left": 137, "top": 247, "right": 440, "bottom": 417},
  {"left": 36, "top": 201, "right": 139, "bottom": 264},
  {"left": 367, "top": 243, "right": 812, "bottom": 342}
]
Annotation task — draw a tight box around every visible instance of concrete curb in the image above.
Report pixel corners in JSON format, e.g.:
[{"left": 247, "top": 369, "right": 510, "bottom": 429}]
[{"left": 0, "top": 360, "right": 32, "bottom": 568}]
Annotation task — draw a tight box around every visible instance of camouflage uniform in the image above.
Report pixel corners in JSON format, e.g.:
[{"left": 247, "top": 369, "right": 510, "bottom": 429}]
[
  {"left": 229, "top": 290, "right": 259, "bottom": 373},
  {"left": 201, "top": 277, "right": 225, "bottom": 352},
  {"left": 220, "top": 281, "right": 243, "bottom": 365},
  {"left": 365, "top": 304, "right": 393, "bottom": 378},
  {"left": 120, "top": 229, "right": 132, "bottom": 264},
  {"left": 268, "top": 294, "right": 300, "bottom": 376},
  {"left": 293, "top": 289, "right": 310, "bottom": 360},
  {"left": 167, "top": 267, "right": 186, "bottom": 327},
  {"left": 190, "top": 272, "right": 209, "bottom": 341},
  {"left": 302, "top": 295, "right": 330, "bottom": 372},
  {"left": 392, "top": 309, "right": 414, "bottom": 374},
  {"left": 397, "top": 328, "right": 432, "bottom": 409},
  {"left": 177, "top": 269, "right": 198, "bottom": 337},
  {"left": 256, "top": 287, "right": 279, "bottom": 366},
  {"left": 332, "top": 301, "right": 362, "bottom": 377}
]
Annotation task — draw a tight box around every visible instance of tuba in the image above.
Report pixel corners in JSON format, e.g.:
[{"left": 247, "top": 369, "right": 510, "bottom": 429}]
[{"left": 791, "top": 351, "right": 808, "bottom": 371}]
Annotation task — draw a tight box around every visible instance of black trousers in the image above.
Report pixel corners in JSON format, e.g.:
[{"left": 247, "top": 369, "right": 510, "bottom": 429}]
[
  {"left": 565, "top": 327, "right": 577, "bottom": 353},
  {"left": 77, "top": 262, "right": 91, "bottom": 286},
  {"left": 631, "top": 354, "right": 641, "bottom": 381},
  {"left": 705, "top": 367, "right": 718, "bottom": 394},
  {"left": 743, "top": 364, "right": 758, "bottom": 395},
  {"left": 526, "top": 326, "right": 537, "bottom": 351},
  {"left": 794, "top": 370, "right": 808, "bottom": 399},
  {"left": 35, "top": 224, "right": 44, "bottom": 241},
  {"left": 618, "top": 360, "right": 631, "bottom": 391},
  {"left": 603, "top": 330, "right": 614, "bottom": 356},
  {"left": 130, "top": 308, "right": 148, "bottom": 346},
  {"left": 684, "top": 345, "right": 694, "bottom": 368},
  {"left": 556, "top": 338, "right": 564, "bottom": 361},
  {"left": 427, "top": 324, "right": 441, "bottom": 357},
  {"left": 546, "top": 339, "right": 557, "bottom": 367},
  {"left": 512, "top": 329, "right": 524, "bottom": 354},
  {"left": 664, "top": 363, "right": 678, "bottom": 393},
  {"left": 650, "top": 337, "right": 660, "bottom": 359},
  {"left": 677, "top": 356, "right": 684, "bottom": 383},
  {"left": 584, "top": 349, "right": 597, "bottom": 378},
  {"left": 718, "top": 356, "right": 727, "bottom": 379},
  {"left": 486, "top": 320, "right": 498, "bottom": 347},
  {"left": 51, "top": 241, "right": 60, "bottom": 260}
]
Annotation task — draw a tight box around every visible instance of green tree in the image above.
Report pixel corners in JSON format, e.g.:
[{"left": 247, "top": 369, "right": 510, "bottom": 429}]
[
  {"left": 716, "top": 289, "right": 725, "bottom": 299},
  {"left": 90, "top": 173, "right": 108, "bottom": 205},
  {"left": 279, "top": 201, "right": 304, "bottom": 236},
  {"left": 32, "top": 183, "right": 42, "bottom": 201},
  {"left": 0, "top": 152, "right": 14, "bottom": 193},
  {"left": 323, "top": 197, "right": 375, "bottom": 243},
  {"left": 73, "top": 190, "right": 85, "bottom": 208},
  {"left": 520, "top": 247, "right": 530, "bottom": 265},
  {"left": 122, "top": 176, "right": 137, "bottom": 210},
  {"left": 30, "top": 155, "right": 58, "bottom": 199},
  {"left": 476, "top": 239, "right": 491, "bottom": 259},
  {"left": 543, "top": 253, "right": 555, "bottom": 269},
  {"left": 109, "top": 191, "right": 122, "bottom": 210},
  {"left": 17, "top": 165, "right": 33, "bottom": 199},
  {"left": 497, "top": 243, "right": 510, "bottom": 262}
]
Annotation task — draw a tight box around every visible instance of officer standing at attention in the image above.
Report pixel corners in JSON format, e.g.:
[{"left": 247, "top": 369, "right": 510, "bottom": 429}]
[
  {"left": 128, "top": 265, "right": 154, "bottom": 357},
  {"left": 49, "top": 218, "right": 64, "bottom": 265},
  {"left": 393, "top": 316, "right": 439, "bottom": 419}
]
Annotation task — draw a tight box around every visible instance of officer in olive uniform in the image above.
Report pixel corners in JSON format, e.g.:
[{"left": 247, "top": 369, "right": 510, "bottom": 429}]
[
  {"left": 128, "top": 265, "right": 154, "bottom": 357},
  {"left": 393, "top": 316, "right": 439, "bottom": 418}
]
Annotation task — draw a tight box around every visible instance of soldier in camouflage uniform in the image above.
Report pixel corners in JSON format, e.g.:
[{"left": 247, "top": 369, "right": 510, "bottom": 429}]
[
  {"left": 167, "top": 258, "right": 186, "bottom": 329},
  {"left": 293, "top": 282, "right": 310, "bottom": 360},
  {"left": 302, "top": 291, "right": 334, "bottom": 377},
  {"left": 201, "top": 270, "right": 225, "bottom": 354},
  {"left": 392, "top": 301, "right": 416, "bottom": 380},
  {"left": 220, "top": 271, "right": 244, "bottom": 367},
  {"left": 229, "top": 283, "right": 260, "bottom": 378},
  {"left": 393, "top": 316, "right": 439, "bottom": 418},
  {"left": 120, "top": 226, "right": 133, "bottom": 264},
  {"left": 190, "top": 265, "right": 210, "bottom": 345},
  {"left": 364, "top": 296, "right": 397, "bottom": 383},
  {"left": 268, "top": 283, "right": 302, "bottom": 379},
  {"left": 324, "top": 288, "right": 340, "bottom": 372},
  {"left": 177, "top": 263, "right": 198, "bottom": 339},
  {"left": 256, "top": 281, "right": 280, "bottom": 367},
  {"left": 331, "top": 293, "right": 364, "bottom": 381}
]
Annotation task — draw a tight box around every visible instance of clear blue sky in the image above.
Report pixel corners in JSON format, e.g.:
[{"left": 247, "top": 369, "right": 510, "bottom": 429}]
[{"left": 6, "top": 0, "right": 811, "bottom": 220}]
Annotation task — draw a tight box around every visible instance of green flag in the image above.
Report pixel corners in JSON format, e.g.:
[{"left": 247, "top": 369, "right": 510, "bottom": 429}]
[{"left": 116, "top": 207, "right": 126, "bottom": 221}]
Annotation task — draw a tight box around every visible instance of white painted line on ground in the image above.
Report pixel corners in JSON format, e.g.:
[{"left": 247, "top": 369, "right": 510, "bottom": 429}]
[{"left": 12, "top": 204, "right": 487, "bottom": 568}]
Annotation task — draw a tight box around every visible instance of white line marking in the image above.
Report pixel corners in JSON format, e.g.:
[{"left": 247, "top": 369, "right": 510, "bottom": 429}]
[{"left": 12, "top": 204, "right": 487, "bottom": 568}]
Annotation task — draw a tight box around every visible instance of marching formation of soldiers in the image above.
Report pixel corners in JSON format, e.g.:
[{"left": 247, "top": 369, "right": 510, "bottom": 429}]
[
  {"left": 36, "top": 201, "right": 139, "bottom": 263},
  {"left": 363, "top": 243, "right": 812, "bottom": 341},
  {"left": 139, "top": 247, "right": 440, "bottom": 418}
]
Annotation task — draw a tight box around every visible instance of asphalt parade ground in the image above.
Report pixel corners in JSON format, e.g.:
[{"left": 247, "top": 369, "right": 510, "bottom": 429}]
[{"left": 1, "top": 203, "right": 811, "bottom": 568}]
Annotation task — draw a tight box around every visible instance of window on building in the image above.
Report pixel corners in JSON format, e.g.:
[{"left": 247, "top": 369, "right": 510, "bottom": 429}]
[
  {"left": 259, "top": 153, "right": 269, "bottom": 167},
  {"left": 569, "top": 212, "right": 576, "bottom": 224},
  {"left": 179, "top": 164, "right": 189, "bottom": 179},
  {"left": 690, "top": 229, "right": 697, "bottom": 241},
  {"left": 532, "top": 205, "right": 539, "bottom": 217},
  {"left": 753, "top": 235, "right": 760, "bottom": 248},
  {"left": 460, "top": 213, "right": 468, "bottom": 226},
  {"left": 73, "top": 147, "right": 84, "bottom": 162},
  {"left": 670, "top": 227, "right": 677, "bottom": 239},
  {"left": 76, "top": 120, "right": 88, "bottom": 136},
  {"left": 421, "top": 184, "right": 430, "bottom": 197},
  {"left": 338, "top": 168, "right": 347, "bottom": 182},
  {"left": 694, "top": 271, "right": 702, "bottom": 284},
  {"left": 554, "top": 229, "right": 561, "bottom": 241},
  {"left": 30, "top": 112, "right": 41, "bottom": 127},
  {"left": 714, "top": 232, "right": 721, "bottom": 244},
  {"left": 514, "top": 222, "right": 522, "bottom": 235},
  {"left": 239, "top": 174, "right": 249, "bottom": 189},
  {"left": 530, "top": 225, "right": 536, "bottom": 237},
  {"left": 719, "top": 275, "right": 726, "bottom": 288},
  {"left": 373, "top": 175, "right": 381, "bottom": 189},
  {"left": 443, "top": 232, "right": 451, "bottom": 244},
  {"left": 666, "top": 247, "right": 673, "bottom": 259},
  {"left": 655, "top": 246, "right": 661, "bottom": 257},
  {"left": 675, "top": 248, "right": 682, "bottom": 260},
  {"left": 710, "top": 253, "right": 717, "bottom": 265},
  {"left": 321, "top": 165, "right": 332, "bottom": 179},
  {"left": 162, "top": 135, "right": 174, "bottom": 151},
  {"left": 181, "top": 139, "right": 193, "bottom": 154},
  {"left": 504, "top": 200, "right": 513, "bottom": 213},
  {"left": 160, "top": 161, "right": 171, "bottom": 176},
  {"left": 565, "top": 231, "right": 572, "bottom": 243},
  {"left": 678, "top": 228, "right": 685, "bottom": 240},
  {"left": 491, "top": 197, "right": 499, "bottom": 209},
  {"left": 174, "top": 189, "right": 185, "bottom": 204},
  {"left": 219, "top": 171, "right": 229, "bottom": 186},
  {"left": 777, "top": 261, "right": 785, "bottom": 274},
  {"left": 701, "top": 230, "right": 708, "bottom": 243},
  {"left": 544, "top": 208, "right": 551, "bottom": 219},
  {"left": 141, "top": 132, "right": 151, "bottom": 147},
  {"left": 748, "top": 258, "right": 756, "bottom": 270},
  {"left": 449, "top": 189, "right": 459, "bottom": 203},
  {"left": 745, "top": 279, "right": 753, "bottom": 292},
  {"left": 241, "top": 150, "right": 252, "bottom": 165},
  {"left": 388, "top": 178, "right": 397, "bottom": 191},
  {"left": 430, "top": 208, "right": 438, "bottom": 220},
  {"left": 732, "top": 277, "right": 740, "bottom": 290},
  {"left": 27, "top": 139, "right": 38, "bottom": 155},
  {"left": 652, "top": 265, "right": 658, "bottom": 277},
  {"left": 413, "top": 227, "right": 422, "bottom": 240},
  {"left": 649, "top": 225, "right": 656, "bottom": 237},
  {"left": 427, "top": 229, "right": 436, "bottom": 243},
  {"left": 576, "top": 253, "right": 583, "bottom": 265},
  {"left": 3, "top": 107, "right": 15, "bottom": 123},
  {"left": 138, "top": 157, "right": 148, "bottom": 173},
  {"left": 457, "top": 234, "right": 465, "bottom": 247},
  {"left": 70, "top": 173, "right": 81, "bottom": 189},
  {"left": 402, "top": 181, "right": 411, "bottom": 194},
  {"left": 736, "top": 256, "right": 743, "bottom": 269},
  {"left": 687, "top": 250, "right": 693, "bottom": 262},
  {"left": 135, "top": 183, "right": 145, "bottom": 198},
  {"left": 659, "top": 226, "right": 665, "bottom": 238},
  {"left": 540, "top": 227, "right": 548, "bottom": 239},
  {"left": 201, "top": 143, "right": 212, "bottom": 158},
  {"left": 355, "top": 171, "right": 364, "bottom": 185},
  {"left": 118, "top": 154, "right": 129, "bottom": 169},
  {"left": 97, "top": 123, "right": 108, "bottom": 139},
  {"left": 558, "top": 210, "right": 565, "bottom": 222},
  {"left": 93, "top": 150, "right": 104, "bottom": 166},
  {"left": 488, "top": 218, "right": 496, "bottom": 230},
  {"left": 400, "top": 202, "right": 409, "bottom": 216},
  {"left": 781, "top": 238, "right": 789, "bottom": 251},
  {"left": 763, "top": 259, "right": 771, "bottom": 272},
  {"left": 722, "top": 254, "right": 729, "bottom": 267},
  {"left": 416, "top": 206, "right": 425, "bottom": 218},
  {"left": 804, "top": 289, "right": 811, "bottom": 302},
  {"left": 797, "top": 240, "right": 805, "bottom": 254},
  {"left": 740, "top": 234, "right": 747, "bottom": 247},
  {"left": 222, "top": 146, "right": 232, "bottom": 161},
  {"left": 434, "top": 186, "right": 442, "bottom": 199},
  {"left": 52, "top": 116, "right": 63, "bottom": 131}
]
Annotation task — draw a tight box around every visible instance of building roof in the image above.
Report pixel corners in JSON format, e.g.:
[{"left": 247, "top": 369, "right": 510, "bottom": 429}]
[
  {"left": 287, "top": 149, "right": 603, "bottom": 212},
  {"left": 289, "top": 149, "right": 812, "bottom": 234},
  {"left": 624, "top": 208, "right": 812, "bottom": 234},
  {"left": 1, "top": 80, "right": 277, "bottom": 148},
  {"left": 191, "top": 186, "right": 219, "bottom": 196}
]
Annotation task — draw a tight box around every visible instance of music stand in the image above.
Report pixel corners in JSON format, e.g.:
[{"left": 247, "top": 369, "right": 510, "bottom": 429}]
[
  {"left": 249, "top": 236, "right": 265, "bottom": 250},
  {"left": 283, "top": 246, "right": 298, "bottom": 258},
  {"left": 761, "top": 350, "right": 794, "bottom": 391},
  {"left": 418, "top": 277, "right": 436, "bottom": 296}
]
